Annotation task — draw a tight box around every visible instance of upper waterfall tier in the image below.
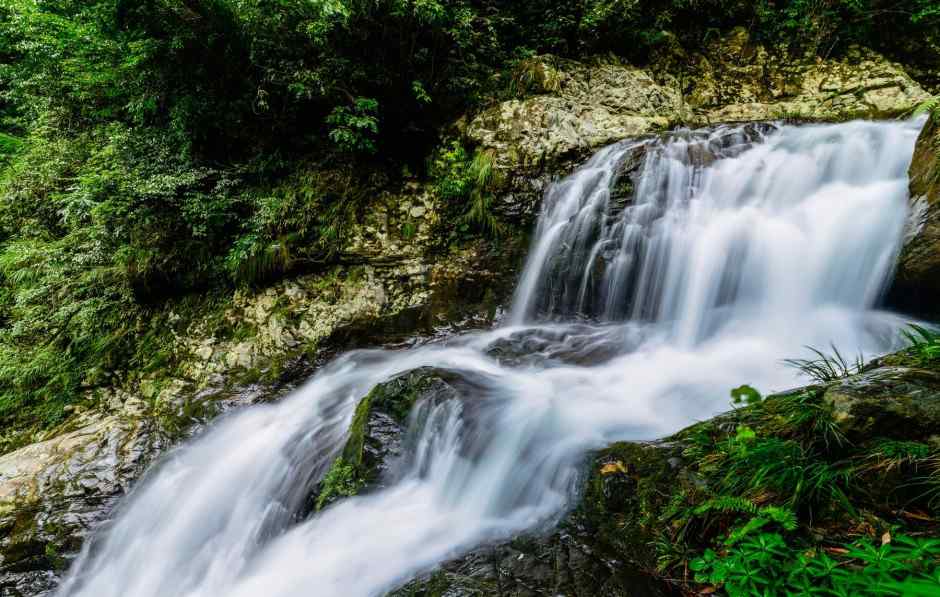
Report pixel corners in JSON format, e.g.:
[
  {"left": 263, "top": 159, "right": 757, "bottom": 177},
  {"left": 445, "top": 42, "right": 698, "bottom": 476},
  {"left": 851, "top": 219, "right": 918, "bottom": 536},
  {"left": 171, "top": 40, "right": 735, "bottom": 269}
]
[{"left": 511, "top": 120, "right": 922, "bottom": 346}]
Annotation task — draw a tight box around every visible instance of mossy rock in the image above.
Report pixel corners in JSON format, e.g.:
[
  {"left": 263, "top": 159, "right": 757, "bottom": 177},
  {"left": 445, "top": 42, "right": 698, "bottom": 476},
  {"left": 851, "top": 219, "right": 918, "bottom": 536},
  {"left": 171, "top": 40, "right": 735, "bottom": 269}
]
[
  {"left": 893, "top": 115, "right": 940, "bottom": 316},
  {"left": 388, "top": 442, "right": 684, "bottom": 597},
  {"left": 316, "top": 368, "right": 466, "bottom": 511},
  {"left": 822, "top": 365, "right": 940, "bottom": 442}
]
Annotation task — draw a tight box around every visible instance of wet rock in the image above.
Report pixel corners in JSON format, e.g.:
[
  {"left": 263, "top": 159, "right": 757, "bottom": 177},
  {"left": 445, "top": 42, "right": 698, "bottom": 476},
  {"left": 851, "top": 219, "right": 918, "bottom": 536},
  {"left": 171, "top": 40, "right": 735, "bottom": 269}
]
[
  {"left": 485, "top": 325, "right": 630, "bottom": 368},
  {"left": 389, "top": 442, "right": 683, "bottom": 597},
  {"left": 822, "top": 365, "right": 940, "bottom": 442},
  {"left": 390, "top": 531, "right": 676, "bottom": 597},
  {"left": 344, "top": 368, "right": 464, "bottom": 486},
  {"left": 0, "top": 387, "right": 260, "bottom": 596},
  {"left": 893, "top": 115, "right": 940, "bottom": 316}
]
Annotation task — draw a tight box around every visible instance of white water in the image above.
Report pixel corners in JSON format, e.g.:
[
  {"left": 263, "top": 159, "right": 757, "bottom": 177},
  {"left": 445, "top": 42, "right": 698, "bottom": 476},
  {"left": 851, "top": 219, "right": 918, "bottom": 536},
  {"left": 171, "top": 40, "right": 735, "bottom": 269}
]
[{"left": 57, "top": 119, "right": 923, "bottom": 597}]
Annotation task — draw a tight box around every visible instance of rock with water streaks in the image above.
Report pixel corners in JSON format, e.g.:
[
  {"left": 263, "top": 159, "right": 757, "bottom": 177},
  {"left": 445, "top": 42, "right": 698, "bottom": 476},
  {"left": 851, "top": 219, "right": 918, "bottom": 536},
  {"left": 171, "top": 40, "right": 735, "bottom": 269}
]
[
  {"left": 0, "top": 384, "right": 267, "bottom": 596},
  {"left": 894, "top": 115, "right": 940, "bottom": 315},
  {"left": 312, "top": 367, "right": 478, "bottom": 513}
]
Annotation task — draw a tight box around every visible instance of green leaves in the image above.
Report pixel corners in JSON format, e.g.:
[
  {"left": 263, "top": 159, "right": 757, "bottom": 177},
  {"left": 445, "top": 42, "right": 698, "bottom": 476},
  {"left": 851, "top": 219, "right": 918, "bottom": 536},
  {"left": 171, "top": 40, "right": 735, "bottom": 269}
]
[
  {"left": 430, "top": 140, "right": 505, "bottom": 238},
  {"left": 692, "top": 532, "right": 940, "bottom": 596},
  {"left": 326, "top": 97, "right": 380, "bottom": 155},
  {"left": 902, "top": 324, "right": 940, "bottom": 365},
  {"left": 731, "top": 384, "right": 762, "bottom": 407}
]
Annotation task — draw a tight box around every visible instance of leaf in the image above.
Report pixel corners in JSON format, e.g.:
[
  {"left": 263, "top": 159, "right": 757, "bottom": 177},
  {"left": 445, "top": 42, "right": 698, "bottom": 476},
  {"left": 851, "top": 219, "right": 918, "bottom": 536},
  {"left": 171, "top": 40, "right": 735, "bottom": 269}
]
[
  {"left": 731, "top": 384, "right": 762, "bottom": 406},
  {"left": 600, "top": 461, "right": 628, "bottom": 475},
  {"left": 735, "top": 425, "right": 757, "bottom": 444}
]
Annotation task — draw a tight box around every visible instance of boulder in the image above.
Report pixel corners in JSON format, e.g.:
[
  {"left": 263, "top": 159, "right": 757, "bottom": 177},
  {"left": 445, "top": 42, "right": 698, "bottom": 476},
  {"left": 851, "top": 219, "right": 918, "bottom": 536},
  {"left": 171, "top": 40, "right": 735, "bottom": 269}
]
[
  {"left": 894, "top": 115, "right": 940, "bottom": 315},
  {"left": 313, "top": 368, "right": 469, "bottom": 511},
  {"left": 822, "top": 364, "right": 940, "bottom": 443}
]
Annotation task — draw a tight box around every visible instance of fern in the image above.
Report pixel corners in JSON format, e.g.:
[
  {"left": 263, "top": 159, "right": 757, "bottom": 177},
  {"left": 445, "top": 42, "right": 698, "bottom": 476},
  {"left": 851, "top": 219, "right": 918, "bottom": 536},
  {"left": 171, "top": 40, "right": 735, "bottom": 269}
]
[
  {"left": 914, "top": 95, "right": 940, "bottom": 117},
  {"left": 694, "top": 495, "right": 759, "bottom": 517}
]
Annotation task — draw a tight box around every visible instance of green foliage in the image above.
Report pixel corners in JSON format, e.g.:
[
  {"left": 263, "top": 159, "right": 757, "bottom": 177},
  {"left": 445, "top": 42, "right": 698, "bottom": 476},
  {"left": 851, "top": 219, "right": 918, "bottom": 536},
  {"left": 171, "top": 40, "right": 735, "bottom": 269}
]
[
  {"left": 225, "top": 167, "right": 374, "bottom": 285},
  {"left": 650, "top": 373, "right": 940, "bottom": 595},
  {"left": 692, "top": 533, "right": 940, "bottom": 596},
  {"left": 0, "top": 132, "right": 20, "bottom": 161},
  {"left": 326, "top": 98, "right": 380, "bottom": 155},
  {"left": 784, "top": 344, "right": 865, "bottom": 383},
  {"left": 712, "top": 427, "right": 856, "bottom": 518},
  {"left": 431, "top": 140, "right": 505, "bottom": 238},
  {"left": 730, "top": 384, "right": 762, "bottom": 407},
  {"left": 864, "top": 439, "right": 933, "bottom": 477},
  {"left": 903, "top": 324, "right": 940, "bottom": 365},
  {"left": 916, "top": 96, "right": 940, "bottom": 117}
]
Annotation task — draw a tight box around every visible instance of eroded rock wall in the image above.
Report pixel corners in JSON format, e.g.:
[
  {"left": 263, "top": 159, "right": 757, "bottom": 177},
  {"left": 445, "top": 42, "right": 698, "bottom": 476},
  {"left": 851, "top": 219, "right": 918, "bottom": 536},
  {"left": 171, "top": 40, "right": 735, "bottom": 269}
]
[{"left": 467, "top": 28, "right": 929, "bottom": 222}]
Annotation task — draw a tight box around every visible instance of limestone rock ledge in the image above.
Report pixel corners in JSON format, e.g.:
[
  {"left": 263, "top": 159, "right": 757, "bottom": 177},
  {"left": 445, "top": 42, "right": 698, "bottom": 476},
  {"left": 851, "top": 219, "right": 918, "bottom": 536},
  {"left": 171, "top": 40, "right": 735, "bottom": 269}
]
[{"left": 467, "top": 28, "right": 929, "bottom": 222}]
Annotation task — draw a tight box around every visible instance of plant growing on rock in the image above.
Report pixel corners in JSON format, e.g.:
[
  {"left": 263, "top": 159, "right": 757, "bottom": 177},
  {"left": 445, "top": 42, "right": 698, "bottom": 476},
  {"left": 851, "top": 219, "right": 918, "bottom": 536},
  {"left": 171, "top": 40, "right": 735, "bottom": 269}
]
[
  {"left": 784, "top": 344, "right": 865, "bottom": 383},
  {"left": 594, "top": 362, "right": 940, "bottom": 595},
  {"left": 430, "top": 140, "right": 505, "bottom": 238}
]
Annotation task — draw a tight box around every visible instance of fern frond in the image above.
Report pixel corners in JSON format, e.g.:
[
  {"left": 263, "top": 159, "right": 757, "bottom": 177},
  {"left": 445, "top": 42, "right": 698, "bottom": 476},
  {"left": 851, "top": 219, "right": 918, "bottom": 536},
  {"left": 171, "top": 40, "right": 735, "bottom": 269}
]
[{"left": 914, "top": 96, "right": 940, "bottom": 117}]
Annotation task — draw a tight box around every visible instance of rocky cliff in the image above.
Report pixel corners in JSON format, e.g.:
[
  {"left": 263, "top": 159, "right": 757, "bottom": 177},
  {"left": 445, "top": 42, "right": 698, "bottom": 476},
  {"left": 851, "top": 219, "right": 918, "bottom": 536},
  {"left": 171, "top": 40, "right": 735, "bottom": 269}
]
[{"left": 465, "top": 28, "right": 929, "bottom": 222}]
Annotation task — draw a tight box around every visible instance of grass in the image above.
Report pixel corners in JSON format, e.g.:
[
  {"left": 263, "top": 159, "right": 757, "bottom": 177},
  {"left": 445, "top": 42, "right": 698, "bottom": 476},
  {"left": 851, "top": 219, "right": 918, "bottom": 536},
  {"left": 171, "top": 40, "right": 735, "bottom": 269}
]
[
  {"left": 784, "top": 344, "right": 865, "bottom": 383},
  {"left": 902, "top": 324, "right": 940, "bottom": 365}
]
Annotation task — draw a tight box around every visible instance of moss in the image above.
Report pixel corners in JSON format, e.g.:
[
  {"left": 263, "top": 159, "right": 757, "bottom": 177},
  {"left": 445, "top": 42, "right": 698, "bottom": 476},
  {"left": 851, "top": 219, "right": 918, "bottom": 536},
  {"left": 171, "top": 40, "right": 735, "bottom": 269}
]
[
  {"left": 154, "top": 396, "right": 223, "bottom": 443},
  {"left": 341, "top": 393, "right": 374, "bottom": 468},
  {"left": 315, "top": 458, "right": 364, "bottom": 511}
]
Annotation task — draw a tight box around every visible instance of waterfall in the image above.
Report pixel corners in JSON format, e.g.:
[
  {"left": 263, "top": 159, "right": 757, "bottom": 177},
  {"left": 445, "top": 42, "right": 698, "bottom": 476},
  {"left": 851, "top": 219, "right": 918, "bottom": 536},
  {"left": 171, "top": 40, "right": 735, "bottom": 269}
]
[{"left": 55, "top": 119, "right": 923, "bottom": 597}]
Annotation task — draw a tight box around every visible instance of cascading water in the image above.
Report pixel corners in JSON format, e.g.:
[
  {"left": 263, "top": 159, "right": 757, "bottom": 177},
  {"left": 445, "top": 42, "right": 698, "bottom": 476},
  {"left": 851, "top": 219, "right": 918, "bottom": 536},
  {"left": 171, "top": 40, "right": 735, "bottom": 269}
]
[{"left": 56, "top": 118, "right": 923, "bottom": 597}]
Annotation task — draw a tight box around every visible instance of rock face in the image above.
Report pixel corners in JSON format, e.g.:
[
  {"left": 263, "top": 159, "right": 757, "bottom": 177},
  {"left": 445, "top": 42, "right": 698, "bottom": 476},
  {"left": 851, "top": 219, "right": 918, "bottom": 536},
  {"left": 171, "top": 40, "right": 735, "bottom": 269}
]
[
  {"left": 0, "top": 384, "right": 269, "bottom": 595},
  {"left": 468, "top": 29, "right": 929, "bottom": 222},
  {"left": 177, "top": 184, "right": 521, "bottom": 391},
  {"left": 682, "top": 31, "right": 928, "bottom": 124},
  {"left": 894, "top": 115, "right": 940, "bottom": 314}
]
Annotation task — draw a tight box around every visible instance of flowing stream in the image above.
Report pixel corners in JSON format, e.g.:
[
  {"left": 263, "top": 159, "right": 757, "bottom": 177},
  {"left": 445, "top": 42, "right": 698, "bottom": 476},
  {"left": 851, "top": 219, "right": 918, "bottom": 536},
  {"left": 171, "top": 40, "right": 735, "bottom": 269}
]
[{"left": 56, "top": 119, "right": 923, "bottom": 597}]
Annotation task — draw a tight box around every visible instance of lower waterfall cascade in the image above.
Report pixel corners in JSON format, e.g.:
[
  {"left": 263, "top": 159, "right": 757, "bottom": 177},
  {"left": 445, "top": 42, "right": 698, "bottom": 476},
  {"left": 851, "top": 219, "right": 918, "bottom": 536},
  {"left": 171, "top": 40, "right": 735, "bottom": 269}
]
[{"left": 55, "top": 118, "right": 924, "bottom": 597}]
